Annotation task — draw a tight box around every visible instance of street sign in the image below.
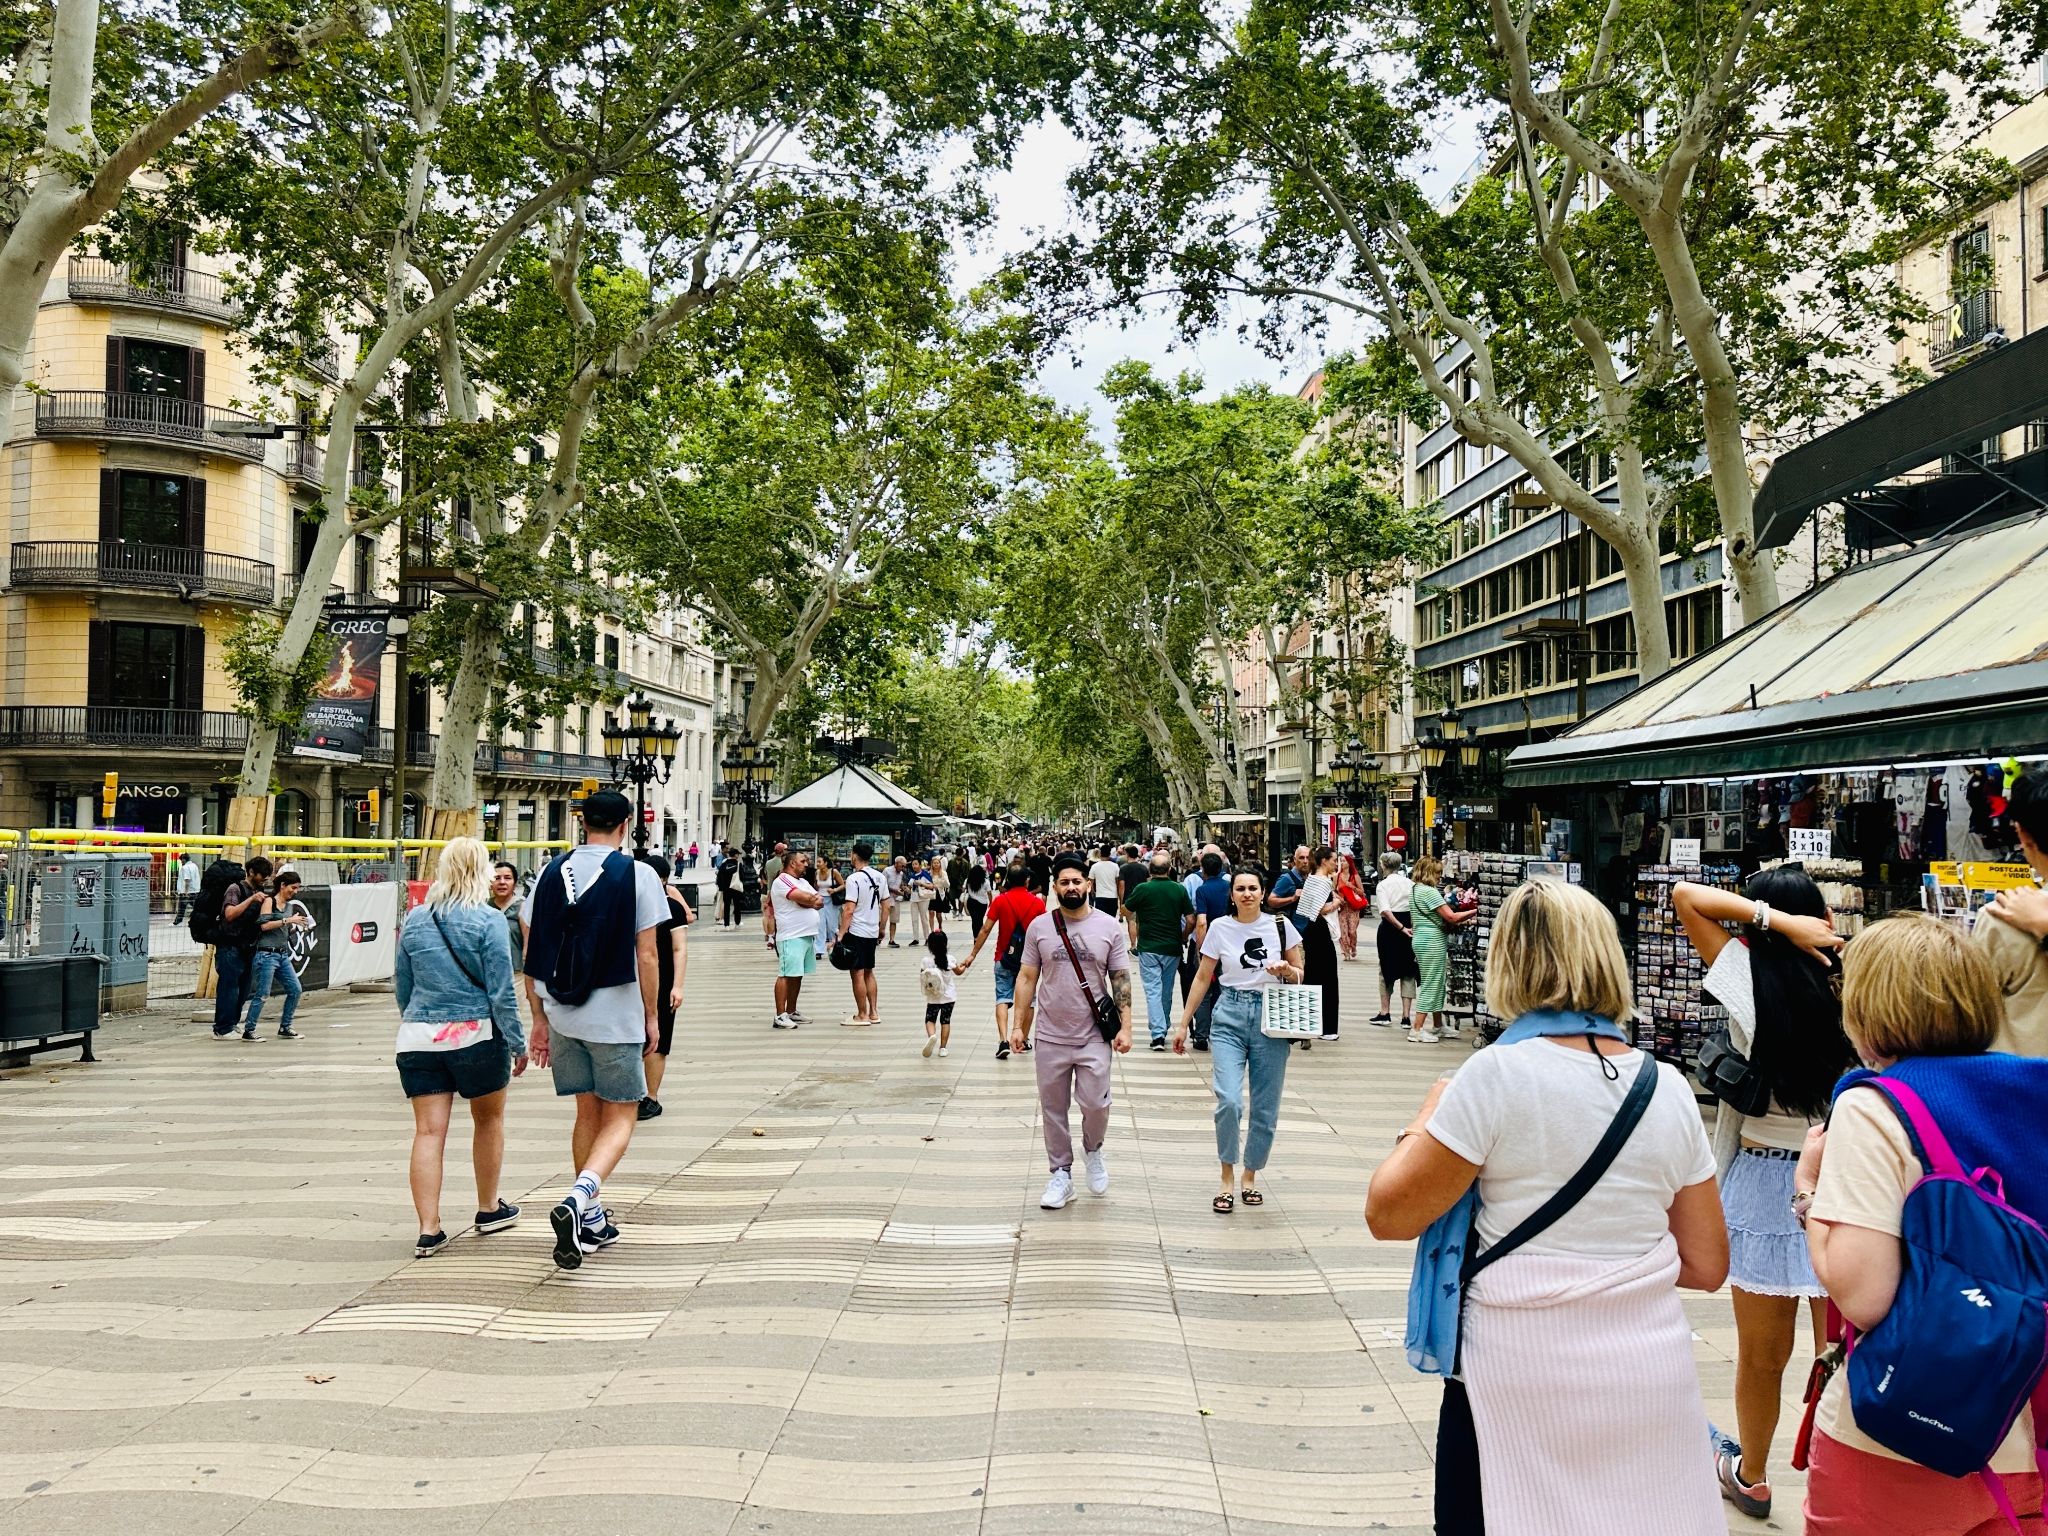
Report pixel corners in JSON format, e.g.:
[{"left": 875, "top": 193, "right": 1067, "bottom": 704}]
[
  {"left": 642, "top": 807, "right": 656, "bottom": 824},
  {"left": 1386, "top": 826, "right": 1409, "bottom": 852}
]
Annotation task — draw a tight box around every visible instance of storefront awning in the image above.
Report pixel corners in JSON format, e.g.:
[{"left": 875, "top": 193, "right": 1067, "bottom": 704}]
[
  {"left": 1506, "top": 515, "right": 2048, "bottom": 788},
  {"left": 1753, "top": 327, "right": 2048, "bottom": 551}
]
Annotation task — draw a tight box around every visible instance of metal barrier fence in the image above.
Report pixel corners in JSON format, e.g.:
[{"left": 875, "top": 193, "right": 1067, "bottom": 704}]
[{"left": 0, "top": 830, "right": 571, "bottom": 1003}]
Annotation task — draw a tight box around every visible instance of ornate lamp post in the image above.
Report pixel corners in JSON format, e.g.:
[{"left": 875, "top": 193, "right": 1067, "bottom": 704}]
[
  {"left": 602, "top": 695, "right": 681, "bottom": 857},
  {"left": 719, "top": 722, "right": 778, "bottom": 852}
]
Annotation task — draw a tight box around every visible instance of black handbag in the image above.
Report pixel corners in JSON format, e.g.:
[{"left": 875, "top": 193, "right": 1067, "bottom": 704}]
[
  {"left": 1052, "top": 912, "right": 1123, "bottom": 1043},
  {"left": 1696, "top": 1025, "right": 1773, "bottom": 1116}
]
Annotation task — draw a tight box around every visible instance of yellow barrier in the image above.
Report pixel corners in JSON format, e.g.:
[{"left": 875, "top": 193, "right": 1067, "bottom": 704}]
[{"left": 23, "top": 830, "right": 573, "bottom": 855}]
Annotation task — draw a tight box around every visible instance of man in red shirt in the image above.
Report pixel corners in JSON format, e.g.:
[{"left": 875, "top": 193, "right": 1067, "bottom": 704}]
[{"left": 954, "top": 865, "right": 1045, "bottom": 1060}]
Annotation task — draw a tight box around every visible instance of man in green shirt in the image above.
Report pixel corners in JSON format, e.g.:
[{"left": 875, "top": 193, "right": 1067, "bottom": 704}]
[{"left": 1125, "top": 853, "right": 1195, "bottom": 1049}]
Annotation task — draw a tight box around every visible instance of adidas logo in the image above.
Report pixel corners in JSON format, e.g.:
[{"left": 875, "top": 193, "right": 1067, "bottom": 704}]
[{"left": 1961, "top": 1287, "right": 1994, "bottom": 1310}]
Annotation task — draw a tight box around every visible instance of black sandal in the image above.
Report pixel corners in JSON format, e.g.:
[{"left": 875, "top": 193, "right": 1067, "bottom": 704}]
[
  {"left": 1212, "top": 1193, "right": 1235, "bottom": 1214},
  {"left": 1241, "top": 1188, "right": 1264, "bottom": 1206}
]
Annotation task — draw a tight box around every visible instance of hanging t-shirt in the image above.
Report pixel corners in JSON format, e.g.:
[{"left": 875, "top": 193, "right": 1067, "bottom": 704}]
[{"left": 1200, "top": 914, "right": 1295, "bottom": 990}]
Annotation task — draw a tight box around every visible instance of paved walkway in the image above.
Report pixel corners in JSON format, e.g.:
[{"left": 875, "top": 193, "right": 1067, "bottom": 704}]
[{"left": 0, "top": 927, "right": 1786, "bottom": 1534}]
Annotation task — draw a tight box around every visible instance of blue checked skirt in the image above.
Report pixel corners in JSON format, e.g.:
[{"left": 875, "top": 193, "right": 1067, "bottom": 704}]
[{"left": 1721, "top": 1145, "right": 1825, "bottom": 1297}]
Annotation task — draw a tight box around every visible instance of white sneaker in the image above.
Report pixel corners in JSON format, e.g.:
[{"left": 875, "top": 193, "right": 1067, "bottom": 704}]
[
  {"left": 772, "top": 1014, "right": 799, "bottom": 1030},
  {"left": 788, "top": 1011, "right": 811, "bottom": 1025},
  {"left": 921, "top": 1035, "right": 936, "bottom": 1058},
  {"left": 1040, "top": 1169, "right": 1074, "bottom": 1209},
  {"left": 1408, "top": 1029, "right": 1441, "bottom": 1044},
  {"left": 938, "top": 1046, "right": 948, "bottom": 1056},
  {"left": 1084, "top": 1148, "right": 1109, "bottom": 1195}
]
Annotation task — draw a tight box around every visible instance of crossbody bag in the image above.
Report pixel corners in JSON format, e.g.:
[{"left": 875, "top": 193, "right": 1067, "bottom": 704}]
[{"left": 1052, "top": 911, "right": 1123, "bottom": 1044}]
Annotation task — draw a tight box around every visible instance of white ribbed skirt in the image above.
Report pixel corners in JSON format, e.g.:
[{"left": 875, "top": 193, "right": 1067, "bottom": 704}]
[{"left": 1460, "top": 1234, "right": 1723, "bottom": 1536}]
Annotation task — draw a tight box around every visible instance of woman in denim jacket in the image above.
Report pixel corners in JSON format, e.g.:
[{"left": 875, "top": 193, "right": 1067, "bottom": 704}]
[{"left": 395, "top": 837, "right": 527, "bottom": 1259}]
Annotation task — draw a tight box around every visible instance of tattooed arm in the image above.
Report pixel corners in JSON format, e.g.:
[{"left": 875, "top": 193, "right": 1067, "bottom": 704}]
[{"left": 1109, "top": 967, "right": 1133, "bottom": 1054}]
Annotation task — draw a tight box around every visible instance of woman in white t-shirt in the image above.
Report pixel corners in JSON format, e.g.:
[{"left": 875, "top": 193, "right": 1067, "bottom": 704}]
[
  {"left": 1675, "top": 869, "right": 1853, "bottom": 1520},
  {"left": 1366, "top": 879, "right": 1730, "bottom": 1536},
  {"left": 1171, "top": 864, "right": 1304, "bottom": 1215}
]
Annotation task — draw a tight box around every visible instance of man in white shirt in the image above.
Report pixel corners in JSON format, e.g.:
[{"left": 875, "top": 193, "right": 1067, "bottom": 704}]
[
  {"left": 885, "top": 855, "right": 909, "bottom": 947},
  {"left": 836, "top": 840, "right": 889, "bottom": 1025},
  {"left": 1087, "top": 847, "right": 1122, "bottom": 917},
  {"left": 763, "top": 847, "right": 824, "bottom": 1029},
  {"left": 173, "top": 852, "right": 202, "bottom": 923}
]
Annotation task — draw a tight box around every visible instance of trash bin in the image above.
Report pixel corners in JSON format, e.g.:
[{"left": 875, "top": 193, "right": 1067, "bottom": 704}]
[
  {"left": 61, "top": 955, "right": 103, "bottom": 1034},
  {"left": 0, "top": 956, "right": 66, "bottom": 1038}
]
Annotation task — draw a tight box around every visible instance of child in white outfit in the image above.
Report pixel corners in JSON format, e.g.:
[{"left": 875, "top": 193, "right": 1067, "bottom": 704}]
[{"left": 920, "top": 931, "right": 956, "bottom": 1057}]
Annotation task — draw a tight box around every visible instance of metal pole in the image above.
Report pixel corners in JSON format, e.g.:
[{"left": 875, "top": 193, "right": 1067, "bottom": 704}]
[{"left": 631, "top": 770, "right": 648, "bottom": 857}]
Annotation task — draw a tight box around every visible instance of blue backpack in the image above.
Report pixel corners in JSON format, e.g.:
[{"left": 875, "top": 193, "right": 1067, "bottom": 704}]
[{"left": 1841, "top": 1075, "right": 2048, "bottom": 1526}]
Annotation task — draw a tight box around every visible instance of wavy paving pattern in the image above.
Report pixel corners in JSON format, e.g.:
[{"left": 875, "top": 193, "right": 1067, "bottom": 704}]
[{"left": 0, "top": 930, "right": 1776, "bottom": 1534}]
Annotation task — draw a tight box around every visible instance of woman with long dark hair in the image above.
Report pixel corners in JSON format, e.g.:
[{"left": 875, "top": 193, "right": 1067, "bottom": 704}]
[
  {"left": 1674, "top": 867, "right": 1851, "bottom": 1522},
  {"left": 1297, "top": 846, "right": 1342, "bottom": 1041}
]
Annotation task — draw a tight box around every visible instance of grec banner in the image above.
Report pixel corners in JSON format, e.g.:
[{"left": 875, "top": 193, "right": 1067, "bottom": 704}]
[{"left": 293, "top": 609, "right": 389, "bottom": 764}]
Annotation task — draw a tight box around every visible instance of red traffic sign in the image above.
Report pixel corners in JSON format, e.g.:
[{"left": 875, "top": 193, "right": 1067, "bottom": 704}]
[
  {"left": 1386, "top": 826, "right": 1409, "bottom": 852},
  {"left": 642, "top": 807, "right": 656, "bottom": 823}
]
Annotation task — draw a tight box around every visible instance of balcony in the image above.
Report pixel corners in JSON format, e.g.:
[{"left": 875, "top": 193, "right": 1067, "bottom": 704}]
[
  {"left": 1928, "top": 290, "right": 2003, "bottom": 369},
  {"left": 358, "top": 728, "right": 609, "bottom": 783},
  {"left": 35, "top": 390, "right": 269, "bottom": 463},
  {"left": 66, "top": 258, "right": 241, "bottom": 324},
  {"left": 277, "top": 572, "right": 346, "bottom": 609},
  {"left": 285, "top": 435, "right": 326, "bottom": 489},
  {"left": 0, "top": 705, "right": 247, "bottom": 752},
  {"left": 10, "top": 540, "right": 275, "bottom": 606},
  {"left": 306, "top": 340, "right": 340, "bottom": 385}
]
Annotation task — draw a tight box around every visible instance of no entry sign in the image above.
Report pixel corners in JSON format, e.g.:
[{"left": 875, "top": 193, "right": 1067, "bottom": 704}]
[{"left": 1386, "top": 826, "right": 1409, "bottom": 852}]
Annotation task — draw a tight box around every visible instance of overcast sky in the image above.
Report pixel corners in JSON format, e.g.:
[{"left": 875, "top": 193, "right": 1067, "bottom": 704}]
[{"left": 969, "top": 112, "right": 1486, "bottom": 434}]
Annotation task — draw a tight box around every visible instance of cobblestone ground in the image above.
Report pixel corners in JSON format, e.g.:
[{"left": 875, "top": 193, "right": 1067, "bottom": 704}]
[{"left": 0, "top": 926, "right": 1785, "bottom": 1534}]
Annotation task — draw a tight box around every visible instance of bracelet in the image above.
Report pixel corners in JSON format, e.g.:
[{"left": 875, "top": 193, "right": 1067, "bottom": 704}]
[
  {"left": 1754, "top": 900, "right": 1773, "bottom": 933},
  {"left": 1791, "top": 1188, "right": 1815, "bottom": 1225}
]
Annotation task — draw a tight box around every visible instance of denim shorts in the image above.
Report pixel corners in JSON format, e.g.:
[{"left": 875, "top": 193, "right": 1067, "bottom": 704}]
[
  {"left": 397, "top": 1035, "right": 510, "bottom": 1100},
  {"left": 994, "top": 962, "right": 1018, "bottom": 1003},
  {"left": 777, "top": 938, "right": 818, "bottom": 978},
  {"left": 550, "top": 1032, "right": 647, "bottom": 1102}
]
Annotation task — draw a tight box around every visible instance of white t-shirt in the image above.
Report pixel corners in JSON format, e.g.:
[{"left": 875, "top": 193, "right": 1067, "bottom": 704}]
[
  {"left": 1376, "top": 873, "right": 1413, "bottom": 915},
  {"left": 770, "top": 872, "right": 821, "bottom": 940},
  {"left": 1428, "top": 1041, "right": 1716, "bottom": 1259},
  {"left": 521, "top": 845, "right": 668, "bottom": 1044},
  {"left": 1088, "top": 859, "right": 1121, "bottom": 899},
  {"left": 1702, "top": 940, "right": 1819, "bottom": 1151},
  {"left": 1200, "top": 913, "right": 1296, "bottom": 990},
  {"left": 842, "top": 866, "right": 888, "bottom": 939}
]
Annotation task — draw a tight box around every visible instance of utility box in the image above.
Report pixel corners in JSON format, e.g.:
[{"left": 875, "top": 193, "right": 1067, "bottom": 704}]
[
  {"left": 103, "top": 852, "right": 150, "bottom": 1012},
  {"left": 39, "top": 852, "right": 106, "bottom": 971}
]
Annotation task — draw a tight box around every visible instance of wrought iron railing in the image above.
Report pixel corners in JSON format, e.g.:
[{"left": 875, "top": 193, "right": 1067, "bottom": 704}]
[
  {"left": 1929, "top": 290, "right": 2001, "bottom": 367},
  {"left": 9, "top": 540, "right": 274, "bottom": 605},
  {"left": 0, "top": 706, "right": 247, "bottom": 751},
  {"left": 285, "top": 435, "right": 325, "bottom": 487},
  {"left": 66, "top": 258, "right": 241, "bottom": 323},
  {"left": 34, "top": 390, "right": 268, "bottom": 462}
]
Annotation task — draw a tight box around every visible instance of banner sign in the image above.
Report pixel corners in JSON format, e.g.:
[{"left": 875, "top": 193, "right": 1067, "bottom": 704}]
[{"left": 294, "top": 610, "right": 389, "bottom": 763}]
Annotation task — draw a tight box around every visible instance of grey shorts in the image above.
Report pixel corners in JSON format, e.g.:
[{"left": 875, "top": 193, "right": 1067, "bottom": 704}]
[{"left": 550, "top": 1032, "right": 648, "bottom": 1102}]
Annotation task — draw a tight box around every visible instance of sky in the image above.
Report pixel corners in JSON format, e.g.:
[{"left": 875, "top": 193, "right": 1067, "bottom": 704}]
[{"left": 967, "top": 112, "right": 1487, "bottom": 435}]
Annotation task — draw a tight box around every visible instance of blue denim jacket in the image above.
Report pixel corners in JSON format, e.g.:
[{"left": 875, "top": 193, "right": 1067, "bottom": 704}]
[{"left": 394, "top": 902, "right": 524, "bottom": 1055}]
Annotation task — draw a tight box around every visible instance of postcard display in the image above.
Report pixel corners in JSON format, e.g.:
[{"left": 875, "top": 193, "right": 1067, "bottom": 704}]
[
  {"left": 1632, "top": 863, "right": 1742, "bottom": 1069},
  {"left": 1445, "top": 852, "right": 1585, "bottom": 1043}
]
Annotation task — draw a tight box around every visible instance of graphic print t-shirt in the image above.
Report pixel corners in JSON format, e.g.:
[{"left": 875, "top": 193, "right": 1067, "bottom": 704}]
[{"left": 1200, "top": 914, "right": 1293, "bottom": 990}]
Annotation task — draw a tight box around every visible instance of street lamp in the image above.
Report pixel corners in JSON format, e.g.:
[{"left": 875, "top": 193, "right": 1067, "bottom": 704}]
[
  {"left": 719, "top": 726, "right": 778, "bottom": 852},
  {"left": 603, "top": 695, "right": 680, "bottom": 856}
]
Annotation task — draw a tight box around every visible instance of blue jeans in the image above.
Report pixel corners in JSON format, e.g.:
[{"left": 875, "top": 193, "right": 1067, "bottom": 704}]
[
  {"left": 212, "top": 944, "right": 250, "bottom": 1034},
  {"left": 1137, "top": 951, "right": 1178, "bottom": 1042},
  {"left": 1208, "top": 988, "right": 1291, "bottom": 1171},
  {"left": 242, "top": 950, "right": 302, "bottom": 1033}
]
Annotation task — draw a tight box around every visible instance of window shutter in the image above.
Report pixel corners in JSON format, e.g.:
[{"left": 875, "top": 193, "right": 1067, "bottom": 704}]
[
  {"left": 178, "top": 628, "right": 204, "bottom": 711},
  {"left": 188, "top": 347, "right": 205, "bottom": 404},
  {"left": 104, "top": 336, "right": 123, "bottom": 394},
  {"left": 99, "top": 469, "right": 121, "bottom": 543},
  {"left": 87, "top": 621, "right": 112, "bottom": 706},
  {"left": 186, "top": 475, "right": 206, "bottom": 548}
]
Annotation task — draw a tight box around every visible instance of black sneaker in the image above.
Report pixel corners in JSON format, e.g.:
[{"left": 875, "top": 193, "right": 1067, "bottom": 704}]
[
  {"left": 1368, "top": 1013, "right": 1393, "bottom": 1026},
  {"left": 240, "top": 1030, "right": 260, "bottom": 1041},
  {"left": 578, "top": 1209, "right": 621, "bottom": 1250},
  {"left": 1022, "top": 1040, "right": 1033, "bottom": 1053},
  {"left": 995, "top": 1042, "right": 1010, "bottom": 1060},
  {"left": 414, "top": 1230, "right": 449, "bottom": 1259},
  {"left": 1149, "top": 1039, "right": 1167, "bottom": 1051},
  {"left": 278, "top": 1026, "right": 301, "bottom": 1040},
  {"left": 548, "top": 1201, "right": 584, "bottom": 1270},
  {"left": 475, "top": 1200, "right": 519, "bottom": 1234},
  {"left": 637, "top": 1097, "right": 663, "bottom": 1121}
]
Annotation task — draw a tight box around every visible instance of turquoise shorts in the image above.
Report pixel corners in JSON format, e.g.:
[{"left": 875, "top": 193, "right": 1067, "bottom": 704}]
[{"left": 777, "top": 938, "right": 818, "bottom": 978}]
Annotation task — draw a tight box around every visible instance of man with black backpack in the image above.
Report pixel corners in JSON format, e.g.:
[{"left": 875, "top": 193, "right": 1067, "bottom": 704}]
[
  {"left": 954, "top": 865, "right": 1045, "bottom": 1061},
  {"left": 520, "top": 791, "right": 668, "bottom": 1271},
  {"left": 195, "top": 855, "right": 271, "bottom": 1040}
]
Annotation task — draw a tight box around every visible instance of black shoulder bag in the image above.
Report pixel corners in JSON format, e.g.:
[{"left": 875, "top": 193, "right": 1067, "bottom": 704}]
[
  {"left": 1052, "top": 911, "right": 1123, "bottom": 1044},
  {"left": 1435, "top": 1050, "right": 1662, "bottom": 1536}
]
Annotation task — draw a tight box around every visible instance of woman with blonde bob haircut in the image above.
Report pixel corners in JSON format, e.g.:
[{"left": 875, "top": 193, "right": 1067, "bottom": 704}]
[
  {"left": 1368, "top": 879, "right": 1729, "bottom": 1535},
  {"left": 1798, "top": 915, "right": 2048, "bottom": 1535},
  {"left": 394, "top": 836, "right": 527, "bottom": 1259}
]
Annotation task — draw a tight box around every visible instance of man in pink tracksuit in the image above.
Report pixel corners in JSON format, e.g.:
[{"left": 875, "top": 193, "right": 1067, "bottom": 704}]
[{"left": 1010, "top": 854, "right": 1133, "bottom": 1211}]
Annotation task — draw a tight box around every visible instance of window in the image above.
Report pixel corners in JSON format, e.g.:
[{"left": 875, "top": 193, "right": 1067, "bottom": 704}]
[
  {"left": 1459, "top": 585, "right": 1481, "bottom": 628},
  {"left": 117, "top": 338, "right": 198, "bottom": 398},
  {"left": 603, "top": 634, "right": 620, "bottom": 672},
  {"left": 88, "top": 620, "right": 201, "bottom": 709},
  {"left": 1521, "top": 641, "right": 1550, "bottom": 689},
  {"left": 1667, "top": 589, "right": 1724, "bottom": 660},
  {"left": 353, "top": 535, "right": 375, "bottom": 596},
  {"left": 1486, "top": 651, "right": 1515, "bottom": 696},
  {"left": 1418, "top": 454, "right": 1443, "bottom": 503},
  {"left": 407, "top": 676, "right": 430, "bottom": 737},
  {"left": 1951, "top": 224, "right": 1993, "bottom": 298},
  {"left": 105, "top": 469, "right": 193, "bottom": 545},
  {"left": 1457, "top": 508, "right": 1482, "bottom": 552},
  {"left": 1590, "top": 615, "right": 1634, "bottom": 675}
]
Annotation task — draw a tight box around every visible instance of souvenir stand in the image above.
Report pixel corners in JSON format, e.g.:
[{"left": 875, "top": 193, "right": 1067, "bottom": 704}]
[
  {"left": 1443, "top": 851, "right": 1584, "bottom": 1047},
  {"left": 1630, "top": 863, "right": 1742, "bottom": 1070}
]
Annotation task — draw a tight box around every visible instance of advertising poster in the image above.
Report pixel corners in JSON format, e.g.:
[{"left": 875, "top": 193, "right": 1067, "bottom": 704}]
[
  {"left": 294, "top": 609, "right": 389, "bottom": 763},
  {"left": 328, "top": 884, "right": 398, "bottom": 986}
]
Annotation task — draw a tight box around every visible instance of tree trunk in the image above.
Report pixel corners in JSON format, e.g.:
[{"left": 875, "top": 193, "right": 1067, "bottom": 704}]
[
  {"left": 426, "top": 602, "right": 498, "bottom": 824},
  {"left": 1615, "top": 523, "right": 1673, "bottom": 683}
]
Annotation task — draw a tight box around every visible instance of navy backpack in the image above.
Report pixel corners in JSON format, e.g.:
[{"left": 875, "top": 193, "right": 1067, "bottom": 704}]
[{"left": 1840, "top": 1075, "right": 2048, "bottom": 1528}]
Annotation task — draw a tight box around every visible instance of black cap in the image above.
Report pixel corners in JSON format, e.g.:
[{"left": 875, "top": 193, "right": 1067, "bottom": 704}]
[
  {"left": 1051, "top": 853, "right": 1090, "bottom": 877},
  {"left": 581, "top": 789, "right": 632, "bottom": 831}
]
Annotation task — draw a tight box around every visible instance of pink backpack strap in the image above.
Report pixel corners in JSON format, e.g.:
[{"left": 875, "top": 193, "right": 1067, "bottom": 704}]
[{"left": 1860, "top": 1077, "right": 1966, "bottom": 1180}]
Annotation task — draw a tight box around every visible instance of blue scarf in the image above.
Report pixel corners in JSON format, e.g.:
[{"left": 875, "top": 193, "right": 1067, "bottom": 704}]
[{"left": 1404, "top": 1010, "right": 1634, "bottom": 1377}]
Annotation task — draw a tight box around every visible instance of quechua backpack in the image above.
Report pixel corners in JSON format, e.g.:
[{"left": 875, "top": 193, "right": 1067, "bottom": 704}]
[{"left": 1840, "top": 1075, "right": 2048, "bottom": 1529}]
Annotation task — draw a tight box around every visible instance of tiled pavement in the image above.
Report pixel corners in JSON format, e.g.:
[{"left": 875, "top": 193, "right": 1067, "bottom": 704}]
[{"left": 0, "top": 927, "right": 1789, "bottom": 1534}]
